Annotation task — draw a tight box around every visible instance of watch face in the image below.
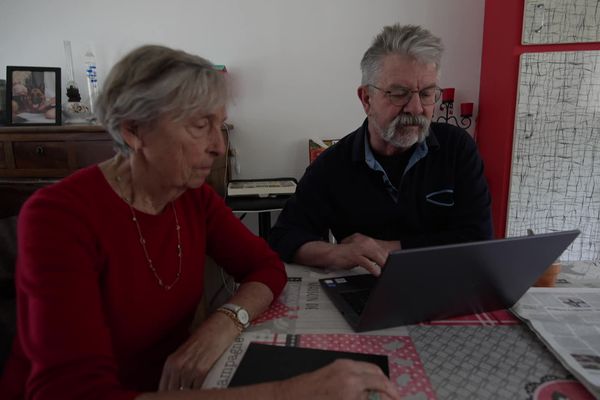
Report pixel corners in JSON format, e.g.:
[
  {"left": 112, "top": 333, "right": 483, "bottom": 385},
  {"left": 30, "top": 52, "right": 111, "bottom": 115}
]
[{"left": 237, "top": 309, "right": 250, "bottom": 325}]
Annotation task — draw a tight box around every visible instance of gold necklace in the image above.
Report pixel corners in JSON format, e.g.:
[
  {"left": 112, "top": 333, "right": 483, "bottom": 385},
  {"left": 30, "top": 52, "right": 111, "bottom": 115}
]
[{"left": 116, "top": 175, "right": 183, "bottom": 290}]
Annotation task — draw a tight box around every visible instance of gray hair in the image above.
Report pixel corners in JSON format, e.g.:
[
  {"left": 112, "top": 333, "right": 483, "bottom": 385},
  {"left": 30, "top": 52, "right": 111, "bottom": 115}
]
[
  {"left": 95, "top": 45, "right": 228, "bottom": 155},
  {"left": 360, "top": 24, "right": 444, "bottom": 86}
]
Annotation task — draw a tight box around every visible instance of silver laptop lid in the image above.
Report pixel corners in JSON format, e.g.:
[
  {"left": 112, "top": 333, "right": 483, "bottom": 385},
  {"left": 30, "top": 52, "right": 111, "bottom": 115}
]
[{"left": 356, "top": 230, "right": 580, "bottom": 331}]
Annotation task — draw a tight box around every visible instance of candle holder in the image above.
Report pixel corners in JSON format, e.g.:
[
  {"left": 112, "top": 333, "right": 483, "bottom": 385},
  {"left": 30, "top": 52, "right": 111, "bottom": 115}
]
[
  {"left": 62, "top": 40, "right": 92, "bottom": 124},
  {"left": 436, "top": 87, "right": 473, "bottom": 130}
]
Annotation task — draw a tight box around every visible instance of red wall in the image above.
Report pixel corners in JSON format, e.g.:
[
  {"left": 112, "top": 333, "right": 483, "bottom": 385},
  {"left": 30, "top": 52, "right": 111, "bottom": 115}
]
[{"left": 477, "top": 0, "right": 600, "bottom": 238}]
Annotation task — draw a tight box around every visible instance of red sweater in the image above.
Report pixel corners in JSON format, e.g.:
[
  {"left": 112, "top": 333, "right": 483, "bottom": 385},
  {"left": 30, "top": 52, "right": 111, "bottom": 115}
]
[{"left": 0, "top": 166, "right": 287, "bottom": 399}]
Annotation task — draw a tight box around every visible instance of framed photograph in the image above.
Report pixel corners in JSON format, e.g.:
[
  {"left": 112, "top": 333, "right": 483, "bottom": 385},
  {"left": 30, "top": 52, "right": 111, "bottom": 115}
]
[
  {"left": 308, "top": 138, "right": 339, "bottom": 163},
  {"left": 6, "top": 66, "right": 61, "bottom": 126},
  {"left": 0, "top": 79, "right": 6, "bottom": 125}
]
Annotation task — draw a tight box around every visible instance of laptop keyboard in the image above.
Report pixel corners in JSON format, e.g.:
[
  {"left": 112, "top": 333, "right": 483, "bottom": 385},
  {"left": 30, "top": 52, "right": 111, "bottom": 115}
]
[{"left": 340, "top": 289, "right": 371, "bottom": 315}]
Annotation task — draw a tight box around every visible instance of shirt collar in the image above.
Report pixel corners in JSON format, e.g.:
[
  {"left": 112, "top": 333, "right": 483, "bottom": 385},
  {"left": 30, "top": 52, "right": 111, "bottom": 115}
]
[{"left": 358, "top": 118, "right": 435, "bottom": 171}]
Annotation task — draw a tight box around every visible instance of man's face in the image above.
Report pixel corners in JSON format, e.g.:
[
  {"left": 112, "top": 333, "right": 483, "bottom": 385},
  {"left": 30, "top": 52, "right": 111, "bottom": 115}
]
[{"left": 358, "top": 54, "right": 438, "bottom": 153}]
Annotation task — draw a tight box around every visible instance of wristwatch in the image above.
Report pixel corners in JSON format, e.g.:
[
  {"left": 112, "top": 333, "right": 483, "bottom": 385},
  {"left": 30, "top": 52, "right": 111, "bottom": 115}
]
[{"left": 217, "top": 303, "right": 250, "bottom": 332}]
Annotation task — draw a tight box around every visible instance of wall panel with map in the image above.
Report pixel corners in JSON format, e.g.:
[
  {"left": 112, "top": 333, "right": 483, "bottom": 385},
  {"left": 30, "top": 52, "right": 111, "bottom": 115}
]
[
  {"left": 507, "top": 51, "right": 600, "bottom": 261},
  {"left": 522, "top": 0, "right": 600, "bottom": 44}
]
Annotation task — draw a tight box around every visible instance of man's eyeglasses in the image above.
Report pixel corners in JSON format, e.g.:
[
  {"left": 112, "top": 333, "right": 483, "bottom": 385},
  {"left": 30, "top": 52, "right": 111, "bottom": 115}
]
[{"left": 368, "top": 84, "right": 443, "bottom": 106}]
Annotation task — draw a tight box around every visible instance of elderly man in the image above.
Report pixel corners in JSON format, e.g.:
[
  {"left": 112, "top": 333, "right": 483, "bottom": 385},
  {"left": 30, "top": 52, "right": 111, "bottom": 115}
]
[{"left": 269, "top": 24, "right": 493, "bottom": 276}]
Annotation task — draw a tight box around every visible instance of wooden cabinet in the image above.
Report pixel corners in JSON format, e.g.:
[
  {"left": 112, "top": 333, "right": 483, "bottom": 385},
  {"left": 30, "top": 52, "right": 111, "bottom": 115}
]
[
  {"left": 0, "top": 142, "right": 6, "bottom": 169},
  {"left": 0, "top": 125, "right": 114, "bottom": 218},
  {"left": 0, "top": 124, "right": 232, "bottom": 217},
  {"left": 0, "top": 125, "right": 114, "bottom": 179}
]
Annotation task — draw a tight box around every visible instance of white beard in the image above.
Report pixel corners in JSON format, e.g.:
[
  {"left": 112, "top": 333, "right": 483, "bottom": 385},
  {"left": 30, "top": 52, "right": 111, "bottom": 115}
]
[{"left": 376, "top": 114, "right": 431, "bottom": 148}]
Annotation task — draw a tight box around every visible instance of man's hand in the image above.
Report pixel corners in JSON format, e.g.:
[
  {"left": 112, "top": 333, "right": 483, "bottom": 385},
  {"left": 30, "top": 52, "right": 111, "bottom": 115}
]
[{"left": 294, "top": 234, "right": 401, "bottom": 276}]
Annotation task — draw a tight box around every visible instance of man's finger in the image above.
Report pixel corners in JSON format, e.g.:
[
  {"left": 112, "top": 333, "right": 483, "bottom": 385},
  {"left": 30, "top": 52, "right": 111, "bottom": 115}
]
[
  {"left": 361, "top": 259, "right": 381, "bottom": 276},
  {"left": 372, "top": 251, "right": 387, "bottom": 267}
]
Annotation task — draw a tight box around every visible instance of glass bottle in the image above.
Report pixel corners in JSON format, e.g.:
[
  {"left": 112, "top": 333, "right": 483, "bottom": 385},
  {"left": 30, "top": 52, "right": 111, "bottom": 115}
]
[{"left": 84, "top": 46, "right": 99, "bottom": 115}]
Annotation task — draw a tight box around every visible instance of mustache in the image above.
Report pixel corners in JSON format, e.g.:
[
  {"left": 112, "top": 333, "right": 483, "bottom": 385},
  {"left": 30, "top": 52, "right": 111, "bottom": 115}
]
[{"left": 394, "top": 113, "right": 430, "bottom": 128}]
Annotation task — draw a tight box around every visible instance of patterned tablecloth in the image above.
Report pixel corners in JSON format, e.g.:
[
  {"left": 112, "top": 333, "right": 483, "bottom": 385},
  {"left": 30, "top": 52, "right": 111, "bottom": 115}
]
[{"left": 204, "top": 263, "right": 599, "bottom": 400}]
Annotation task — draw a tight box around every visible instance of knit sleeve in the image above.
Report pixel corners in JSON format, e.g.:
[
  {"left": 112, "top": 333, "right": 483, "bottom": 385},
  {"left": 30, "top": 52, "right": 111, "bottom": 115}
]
[
  {"left": 268, "top": 159, "right": 334, "bottom": 263},
  {"left": 201, "top": 186, "right": 287, "bottom": 300}
]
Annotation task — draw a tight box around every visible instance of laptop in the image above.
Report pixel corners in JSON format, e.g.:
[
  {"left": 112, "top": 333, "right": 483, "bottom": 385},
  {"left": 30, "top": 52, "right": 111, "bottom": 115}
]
[{"left": 319, "top": 230, "right": 580, "bottom": 332}]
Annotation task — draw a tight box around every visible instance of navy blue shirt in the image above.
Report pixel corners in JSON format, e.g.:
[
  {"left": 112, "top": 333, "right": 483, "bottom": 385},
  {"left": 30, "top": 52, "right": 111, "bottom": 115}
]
[{"left": 269, "top": 119, "right": 493, "bottom": 263}]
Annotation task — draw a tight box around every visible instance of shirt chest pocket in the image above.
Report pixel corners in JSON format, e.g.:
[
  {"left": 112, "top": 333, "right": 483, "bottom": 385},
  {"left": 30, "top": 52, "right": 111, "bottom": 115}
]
[{"left": 425, "top": 189, "right": 455, "bottom": 207}]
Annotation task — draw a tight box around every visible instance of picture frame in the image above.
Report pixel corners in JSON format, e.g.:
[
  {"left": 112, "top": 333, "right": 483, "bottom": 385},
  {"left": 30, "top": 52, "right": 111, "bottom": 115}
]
[
  {"left": 0, "top": 79, "right": 6, "bottom": 125},
  {"left": 308, "top": 138, "right": 339, "bottom": 163},
  {"left": 6, "top": 66, "right": 61, "bottom": 126}
]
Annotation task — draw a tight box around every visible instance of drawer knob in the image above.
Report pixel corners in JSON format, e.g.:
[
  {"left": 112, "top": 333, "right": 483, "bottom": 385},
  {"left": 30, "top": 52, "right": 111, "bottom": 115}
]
[{"left": 35, "top": 146, "right": 45, "bottom": 156}]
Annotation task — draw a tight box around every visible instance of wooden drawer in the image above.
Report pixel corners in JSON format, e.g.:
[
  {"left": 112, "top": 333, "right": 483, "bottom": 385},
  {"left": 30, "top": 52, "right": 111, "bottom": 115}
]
[
  {"left": 11, "top": 140, "right": 115, "bottom": 171},
  {"left": 13, "top": 141, "right": 69, "bottom": 169}
]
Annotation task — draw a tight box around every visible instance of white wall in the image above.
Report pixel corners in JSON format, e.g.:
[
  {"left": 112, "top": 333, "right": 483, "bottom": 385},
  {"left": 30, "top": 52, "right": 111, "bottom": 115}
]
[{"left": 0, "top": 0, "right": 485, "bottom": 180}]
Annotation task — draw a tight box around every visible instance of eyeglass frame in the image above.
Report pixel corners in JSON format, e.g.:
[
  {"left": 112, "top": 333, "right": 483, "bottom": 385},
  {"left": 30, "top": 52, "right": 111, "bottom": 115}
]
[{"left": 367, "top": 84, "right": 443, "bottom": 107}]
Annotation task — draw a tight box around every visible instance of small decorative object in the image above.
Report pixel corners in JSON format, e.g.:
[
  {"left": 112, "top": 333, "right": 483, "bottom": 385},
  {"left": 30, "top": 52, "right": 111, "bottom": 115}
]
[
  {"left": 460, "top": 102, "right": 473, "bottom": 118},
  {"left": 6, "top": 66, "right": 61, "bottom": 126},
  {"left": 436, "top": 87, "right": 473, "bottom": 130},
  {"left": 533, "top": 261, "right": 561, "bottom": 287},
  {"left": 213, "top": 64, "right": 227, "bottom": 73},
  {"left": 84, "top": 45, "right": 99, "bottom": 115},
  {"left": 441, "top": 87, "right": 455, "bottom": 103},
  {"left": 63, "top": 99, "right": 91, "bottom": 124},
  {"left": 62, "top": 40, "right": 91, "bottom": 124}
]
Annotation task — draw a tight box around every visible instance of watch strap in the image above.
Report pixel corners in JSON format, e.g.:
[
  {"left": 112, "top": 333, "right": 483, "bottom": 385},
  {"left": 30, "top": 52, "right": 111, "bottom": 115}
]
[
  {"left": 221, "top": 303, "right": 242, "bottom": 313},
  {"left": 221, "top": 303, "right": 250, "bottom": 328},
  {"left": 216, "top": 307, "right": 244, "bottom": 333}
]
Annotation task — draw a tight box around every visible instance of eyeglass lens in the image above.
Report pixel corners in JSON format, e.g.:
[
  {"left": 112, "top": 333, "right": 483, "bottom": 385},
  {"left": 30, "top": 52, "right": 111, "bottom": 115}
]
[{"left": 387, "top": 87, "right": 442, "bottom": 106}]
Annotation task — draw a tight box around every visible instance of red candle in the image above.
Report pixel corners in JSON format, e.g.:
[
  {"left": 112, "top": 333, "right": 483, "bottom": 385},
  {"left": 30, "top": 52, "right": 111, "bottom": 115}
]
[
  {"left": 442, "top": 88, "right": 455, "bottom": 102},
  {"left": 460, "top": 102, "right": 473, "bottom": 117}
]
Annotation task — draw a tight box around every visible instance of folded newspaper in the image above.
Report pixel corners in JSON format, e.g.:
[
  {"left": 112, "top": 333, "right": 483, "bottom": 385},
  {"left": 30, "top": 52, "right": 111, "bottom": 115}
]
[{"left": 512, "top": 281, "right": 600, "bottom": 397}]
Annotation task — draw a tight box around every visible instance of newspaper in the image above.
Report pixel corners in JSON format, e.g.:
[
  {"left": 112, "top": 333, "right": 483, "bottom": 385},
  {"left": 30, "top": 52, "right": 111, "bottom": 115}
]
[
  {"left": 202, "top": 264, "right": 409, "bottom": 389},
  {"left": 205, "top": 262, "right": 600, "bottom": 393},
  {"left": 557, "top": 260, "right": 600, "bottom": 289},
  {"left": 248, "top": 263, "right": 409, "bottom": 336},
  {"left": 512, "top": 286, "right": 600, "bottom": 398}
]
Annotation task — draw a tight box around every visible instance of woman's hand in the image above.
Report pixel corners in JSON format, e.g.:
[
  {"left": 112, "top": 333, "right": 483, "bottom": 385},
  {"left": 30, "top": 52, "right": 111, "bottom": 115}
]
[
  {"left": 158, "top": 282, "right": 274, "bottom": 392},
  {"left": 278, "top": 358, "right": 401, "bottom": 400},
  {"left": 140, "top": 358, "right": 400, "bottom": 400},
  {"left": 158, "top": 311, "right": 240, "bottom": 391}
]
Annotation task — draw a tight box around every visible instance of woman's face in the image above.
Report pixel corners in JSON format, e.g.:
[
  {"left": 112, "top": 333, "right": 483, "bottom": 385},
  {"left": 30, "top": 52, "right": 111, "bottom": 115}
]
[{"left": 137, "top": 105, "right": 228, "bottom": 191}]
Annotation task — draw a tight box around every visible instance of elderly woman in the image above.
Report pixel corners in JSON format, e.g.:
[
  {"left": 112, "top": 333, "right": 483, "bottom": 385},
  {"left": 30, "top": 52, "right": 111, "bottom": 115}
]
[{"left": 0, "top": 45, "right": 398, "bottom": 400}]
